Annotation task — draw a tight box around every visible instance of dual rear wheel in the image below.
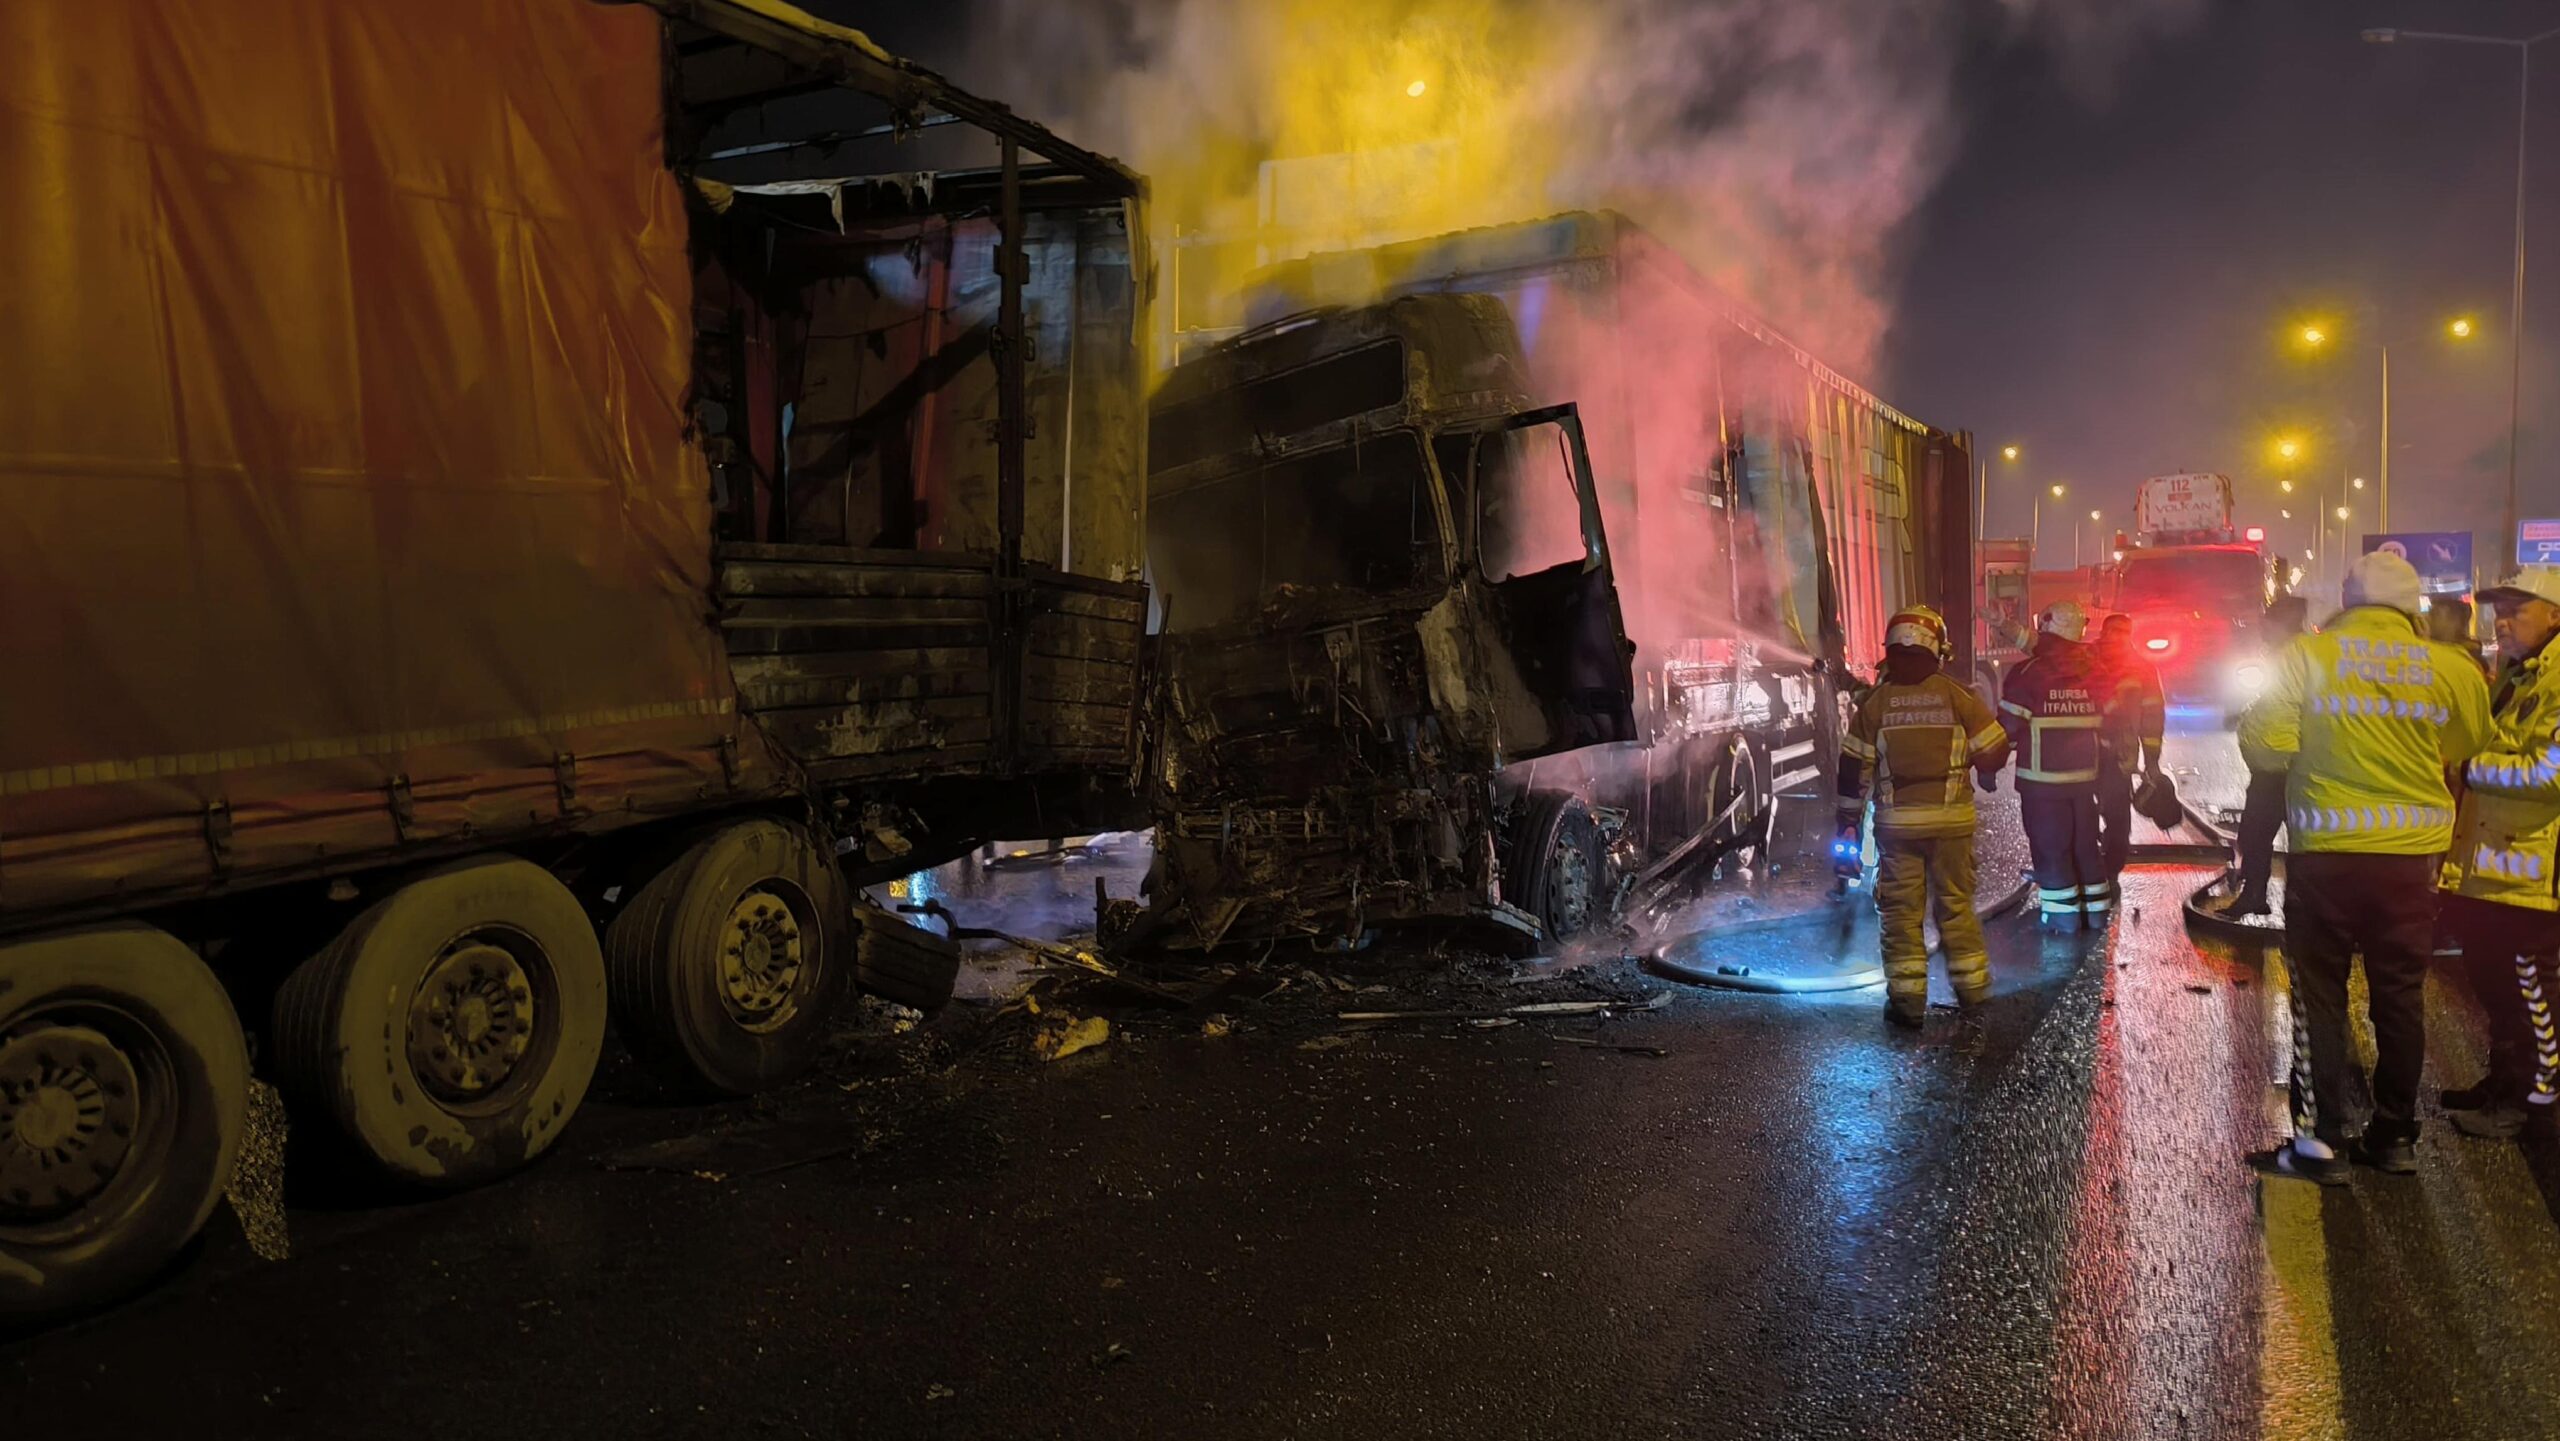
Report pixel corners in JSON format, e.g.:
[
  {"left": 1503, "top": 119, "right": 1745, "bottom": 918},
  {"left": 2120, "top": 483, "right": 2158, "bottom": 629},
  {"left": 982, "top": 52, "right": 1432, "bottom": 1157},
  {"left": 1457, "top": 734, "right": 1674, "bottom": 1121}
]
[{"left": 4, "top": 816, "right": 869, "bottom": 1323}]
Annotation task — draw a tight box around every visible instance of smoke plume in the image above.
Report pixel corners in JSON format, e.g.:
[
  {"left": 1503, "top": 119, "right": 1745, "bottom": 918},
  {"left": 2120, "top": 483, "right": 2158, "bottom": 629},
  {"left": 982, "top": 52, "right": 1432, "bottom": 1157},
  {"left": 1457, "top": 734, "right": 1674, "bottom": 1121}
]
[{"left": 963, "top": 0, "right": 2202, "bottom": 370}]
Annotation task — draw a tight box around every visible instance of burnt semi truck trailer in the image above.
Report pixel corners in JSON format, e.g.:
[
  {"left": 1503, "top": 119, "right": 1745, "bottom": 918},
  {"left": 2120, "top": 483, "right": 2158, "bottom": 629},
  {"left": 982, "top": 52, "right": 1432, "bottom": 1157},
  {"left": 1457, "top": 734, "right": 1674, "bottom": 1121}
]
[
  {"left": 1140, "top": 212, "right": 1974, "bottom": 949},
  {"left": 0, "top": 0, "right": 1148, "bottom": 1320}
]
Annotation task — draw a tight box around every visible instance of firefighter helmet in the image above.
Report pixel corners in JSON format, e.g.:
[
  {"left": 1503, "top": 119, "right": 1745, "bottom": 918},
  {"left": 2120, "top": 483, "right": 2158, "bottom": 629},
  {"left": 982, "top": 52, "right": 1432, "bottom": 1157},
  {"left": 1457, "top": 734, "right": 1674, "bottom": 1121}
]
[
  {"left": 1885, "top": 604, "right": 1953, "bottom": 659},
  {"left": 2038, "top": 600, "right": 2089, "bottom": 642}
]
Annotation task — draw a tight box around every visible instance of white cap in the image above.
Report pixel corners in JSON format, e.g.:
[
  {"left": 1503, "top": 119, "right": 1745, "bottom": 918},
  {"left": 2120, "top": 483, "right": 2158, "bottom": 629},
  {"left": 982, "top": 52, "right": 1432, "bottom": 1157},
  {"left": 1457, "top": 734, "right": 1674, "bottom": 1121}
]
[
  {"left": 2039, "top": 600, "right": 2088, "bottom": 641},
  {"left": 2342, "top": 550, "right": 2422, "bottom": 616},
  {"left": 2478, "top": 564, "right": 2560, "bottom": 610}
]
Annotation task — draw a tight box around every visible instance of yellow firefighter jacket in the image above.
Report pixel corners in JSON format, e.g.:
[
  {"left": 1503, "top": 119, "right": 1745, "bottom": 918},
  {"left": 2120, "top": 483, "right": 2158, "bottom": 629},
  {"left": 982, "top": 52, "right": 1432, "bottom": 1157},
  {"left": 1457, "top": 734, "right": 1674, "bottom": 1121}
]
[
  {"left": 2442, "top": 638, "right": 2560, "bottom": 910},
  {"left": 1838, "top": 671, "right": 2009, "bottom": 839},
  {"left": 2237, "top": 604, "right": 2492, "bottom": 855}
]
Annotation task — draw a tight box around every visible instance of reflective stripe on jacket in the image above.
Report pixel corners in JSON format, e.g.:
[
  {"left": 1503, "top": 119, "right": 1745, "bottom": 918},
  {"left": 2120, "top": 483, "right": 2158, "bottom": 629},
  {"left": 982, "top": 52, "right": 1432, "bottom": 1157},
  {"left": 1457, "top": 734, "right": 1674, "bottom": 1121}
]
[
  {"left": 2441, "top": 638, "right": 2560, "bottom": 910},
  {"left": 1999, "top": 634, "right": 2104, "bottom": 789},
  {"left": 2237, "top": 604, "right": 2492, "bottom": 855},
  {"left": 1838, "top": 672, "right": 2007, "bottom": 838}
]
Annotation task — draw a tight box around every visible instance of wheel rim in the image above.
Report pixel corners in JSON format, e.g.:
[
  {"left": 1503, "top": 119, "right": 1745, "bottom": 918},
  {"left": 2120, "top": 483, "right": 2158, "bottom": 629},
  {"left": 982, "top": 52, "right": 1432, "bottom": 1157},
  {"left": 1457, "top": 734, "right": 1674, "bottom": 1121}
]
[
  {"left": 1548, "top": 827, "right": 1595, "bottom": 937},
  {"left": 408, "top": 934, "right": 540, "bottom": 1109},
  {"left": 0, "top": 1025, "right": 143, "bottom": 1223},
  {"left": 717, "top": 883, "right": 813, "bottom": 1034}
]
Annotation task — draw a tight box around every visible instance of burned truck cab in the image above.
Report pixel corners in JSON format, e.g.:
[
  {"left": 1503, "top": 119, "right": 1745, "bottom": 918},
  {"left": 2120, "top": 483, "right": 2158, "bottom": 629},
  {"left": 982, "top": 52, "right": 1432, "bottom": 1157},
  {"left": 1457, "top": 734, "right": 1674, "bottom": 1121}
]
[{"left": 1141, "top": 294, "right": 1638, "bottom": 949}]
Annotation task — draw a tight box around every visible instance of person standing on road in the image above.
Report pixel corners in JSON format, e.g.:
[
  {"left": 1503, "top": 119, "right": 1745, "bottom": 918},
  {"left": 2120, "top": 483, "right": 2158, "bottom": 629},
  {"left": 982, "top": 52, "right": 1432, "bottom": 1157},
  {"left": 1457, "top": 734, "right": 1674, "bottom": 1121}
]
[
  {"left": 2437, "top": 567, "right": 2560, "bottom": 1140},
  {"left": 2216, "top": 594, "right": 2311, "bottom": 918},
  {"left": 2428, "top": 596, "right": 2489, "bottom": 676},
  {"left": 2240, "top": 551, "right": 2491, "bottom": 1182},
  {"left": 2000, "top": 602, "right": 2110, "bottom": 929},
  {"left": 2093, "top": 613, "right": 2167, "bottom": 877},
  {"left": 1836, "top": 606, "right": 2010, "bottom": 1027}
]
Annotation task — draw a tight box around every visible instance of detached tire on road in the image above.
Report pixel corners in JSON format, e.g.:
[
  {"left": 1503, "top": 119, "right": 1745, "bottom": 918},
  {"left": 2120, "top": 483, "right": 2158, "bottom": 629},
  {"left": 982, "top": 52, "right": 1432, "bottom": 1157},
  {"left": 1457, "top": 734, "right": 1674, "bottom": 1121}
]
[
  {"left": 855, "top": 904, "right": 961, "bottom": 1012},
  {"left": 272, "top": 857, "right": 604, "bottom": 1189},
  {"left": 0, "top": 925, "right": 249, "bottom": 1325},
  {"left": 1507, "top": 788, "right": 1608, "bottom": 945},
  {"left": 605, "top": 819, "right": 853, "bottom": 1097}
]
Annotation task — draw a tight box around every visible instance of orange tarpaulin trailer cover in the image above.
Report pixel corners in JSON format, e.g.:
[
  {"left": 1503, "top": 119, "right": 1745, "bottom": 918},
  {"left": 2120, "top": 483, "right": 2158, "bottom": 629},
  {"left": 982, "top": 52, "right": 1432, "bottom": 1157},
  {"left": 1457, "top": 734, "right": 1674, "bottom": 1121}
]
[{"left": 0, "top": 0, "right": 770, "bottom": 915}]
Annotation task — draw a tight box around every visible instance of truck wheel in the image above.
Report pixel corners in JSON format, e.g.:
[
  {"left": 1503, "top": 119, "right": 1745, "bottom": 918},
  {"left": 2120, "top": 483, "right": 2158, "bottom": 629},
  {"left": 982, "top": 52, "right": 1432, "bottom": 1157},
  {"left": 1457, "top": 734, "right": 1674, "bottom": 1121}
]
[
  {"left": 0, "top": 925, "right": 248, "bottom": 1324},
  {"left": 605, "top": 819, "right": 852, "bottom": 1097},
  {"left": 1508, "top": 789, "right": 1607, "bottom": 944},
  {"left": 854, "top": 904, "right": 962, "bottom": 1012},
  {"left": 1715, "top": 737, "right": 1774, "bottom": 859},
  {"left": 272, "top": 857, "right": 604, "bottom": 1189}
]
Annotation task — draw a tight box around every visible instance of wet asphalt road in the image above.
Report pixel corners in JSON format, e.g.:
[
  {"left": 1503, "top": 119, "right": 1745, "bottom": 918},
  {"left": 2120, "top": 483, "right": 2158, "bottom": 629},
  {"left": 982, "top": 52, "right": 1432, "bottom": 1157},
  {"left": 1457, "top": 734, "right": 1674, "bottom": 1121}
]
[{"left": 11, "top": 730, "right": 2560, "bottom": 1438}]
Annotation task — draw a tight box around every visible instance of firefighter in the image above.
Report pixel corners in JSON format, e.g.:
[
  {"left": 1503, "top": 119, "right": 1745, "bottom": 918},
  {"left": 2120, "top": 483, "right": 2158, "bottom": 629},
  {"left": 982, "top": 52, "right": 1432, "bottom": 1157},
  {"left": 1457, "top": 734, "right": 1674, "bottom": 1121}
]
[
  {"left": 2000, "top": 601, "right": 2109, "bottom": 928},
  {"left": 1836, "top": 605, "right": 2010, "bottom": 1027},
  {"left": 2215, "top": 594, "right": 2309, "bottom": 918},
  {"left": 2093, "top": 612, "right": 2166, "bottom": 877},
  {"left": 2240, "top": 551, "right": 2491, "bottom": 1182},
  {"left": 2438, "top": 566, "right": 2560, "bottom": 1140}
]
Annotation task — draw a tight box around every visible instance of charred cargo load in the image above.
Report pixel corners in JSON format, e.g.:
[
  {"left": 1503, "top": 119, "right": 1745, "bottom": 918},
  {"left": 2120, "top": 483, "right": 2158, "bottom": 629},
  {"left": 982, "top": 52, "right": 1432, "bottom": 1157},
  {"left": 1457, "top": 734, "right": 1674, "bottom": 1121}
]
[
  {"left": 1139, "top": 212, "right": 1974, "bottom": 949},
  {"left": 0, "top": 0, "right": 1145, "bottom": 1321}
]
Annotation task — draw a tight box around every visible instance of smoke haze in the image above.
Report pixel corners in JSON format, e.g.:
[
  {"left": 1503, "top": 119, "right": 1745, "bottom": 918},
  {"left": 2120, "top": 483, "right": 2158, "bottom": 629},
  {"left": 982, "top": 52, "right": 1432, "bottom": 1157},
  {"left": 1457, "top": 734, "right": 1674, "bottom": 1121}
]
[{"left": 962, "top": 0, "right": 2204, "bottom": 371}]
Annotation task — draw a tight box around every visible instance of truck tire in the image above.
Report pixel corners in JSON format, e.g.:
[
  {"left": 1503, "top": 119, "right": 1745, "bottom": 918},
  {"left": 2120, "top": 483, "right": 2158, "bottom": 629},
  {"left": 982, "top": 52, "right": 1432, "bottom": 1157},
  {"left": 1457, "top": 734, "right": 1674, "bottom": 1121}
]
[
  {"left": 1714, "top": 736, "right": 1775, "bottom": 860},
  {"left": 854, "top": 904, "right": 961, "bottom": 1012},
  {"left": 1507, "top": 789, "right": 1608, "bottom": 945},
  {"left": 605, "top": 819, "right": 852, "bottom": 1097},
  {"left": 271, "top": 857, "right": 604, "bottom": 1189},
  {"left": 0, "top": 925, "right": 249, "bottom": 1325}
]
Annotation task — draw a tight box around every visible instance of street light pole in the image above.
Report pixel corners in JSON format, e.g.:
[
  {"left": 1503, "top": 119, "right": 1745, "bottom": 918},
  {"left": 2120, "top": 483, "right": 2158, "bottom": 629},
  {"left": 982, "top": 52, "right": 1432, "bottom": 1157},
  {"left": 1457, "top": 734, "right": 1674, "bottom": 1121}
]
[
  {"left": 2366, "top": 22, "right": 2560, "bottom": 566},
  {"left": 2379, "top": 342, "right": 2390, "bottom": 531}
]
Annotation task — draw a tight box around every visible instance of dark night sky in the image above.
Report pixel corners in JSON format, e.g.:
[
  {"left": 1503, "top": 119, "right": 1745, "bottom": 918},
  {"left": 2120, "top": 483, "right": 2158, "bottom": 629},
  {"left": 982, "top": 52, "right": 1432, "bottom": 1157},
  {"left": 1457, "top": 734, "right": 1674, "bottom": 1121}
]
[{"left": 827, "top": 0, "right": 2560, "bottom": 570}]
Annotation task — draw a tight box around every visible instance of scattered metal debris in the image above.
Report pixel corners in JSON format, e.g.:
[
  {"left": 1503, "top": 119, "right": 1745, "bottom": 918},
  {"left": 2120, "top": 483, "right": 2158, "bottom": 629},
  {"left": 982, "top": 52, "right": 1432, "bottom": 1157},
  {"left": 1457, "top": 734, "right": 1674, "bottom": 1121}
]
[{"left": 1554, "top": 1037, "right": 1670, "bottom": 1058}]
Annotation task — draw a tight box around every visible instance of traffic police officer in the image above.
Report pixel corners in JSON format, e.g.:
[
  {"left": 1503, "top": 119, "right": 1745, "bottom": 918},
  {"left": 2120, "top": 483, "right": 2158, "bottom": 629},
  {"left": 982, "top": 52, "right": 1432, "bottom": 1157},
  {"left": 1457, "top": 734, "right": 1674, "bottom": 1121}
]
[
  {"left": 2000, "top": 601, "right": 2109, "bottom": 928},
  {"left": 1837, "top": 606, "right": 2010, "bottom": 1027},
  {"left": 2438, "top": 565, "right": 2560, "bottom": 1139},
  {"left": 2241, "top": 551, "right": 2490, "bottom": 1181}
]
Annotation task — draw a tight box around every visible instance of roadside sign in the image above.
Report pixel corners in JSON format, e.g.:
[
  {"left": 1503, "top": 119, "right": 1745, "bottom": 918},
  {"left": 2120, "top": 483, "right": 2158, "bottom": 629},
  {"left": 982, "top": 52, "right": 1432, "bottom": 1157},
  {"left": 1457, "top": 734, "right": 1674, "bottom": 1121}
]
[
  {"left": 2521, "top": 519, "right": 2560, "bottom": 567},
  {"left": 2363, "top": 531, "right": 2473, "bottom": 595}
]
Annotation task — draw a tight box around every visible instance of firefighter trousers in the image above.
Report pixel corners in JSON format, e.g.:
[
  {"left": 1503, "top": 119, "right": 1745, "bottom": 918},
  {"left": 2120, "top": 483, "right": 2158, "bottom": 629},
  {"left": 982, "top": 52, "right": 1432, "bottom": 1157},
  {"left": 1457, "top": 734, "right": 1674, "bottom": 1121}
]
[
  {"left": 2021, "top": 785, "right": 2110, "bottom": 925},
  {"left": 1875, "top": 832, "right": 1990, "bottom": 1016},
  {"left": 2096, "top": 758, "right": 2133, "bottom": 877},
  {"left": 2285, "top": 853, "right": 2437, "bottom": 1146},
  {"left": 2441, "top": 894, "right": 2560, "bottom": 1108}
]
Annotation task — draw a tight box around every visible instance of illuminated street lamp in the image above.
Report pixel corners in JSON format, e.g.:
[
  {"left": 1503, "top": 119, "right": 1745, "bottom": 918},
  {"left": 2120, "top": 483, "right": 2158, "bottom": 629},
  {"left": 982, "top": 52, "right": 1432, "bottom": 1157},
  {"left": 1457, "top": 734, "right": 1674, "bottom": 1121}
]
[
  {"left": 2278, "top": 438, "right": 2301, "bottom": 460},
  {"left": 2352, "top": 476, "right": 2366, "bottom": 490},
  {"left": 2280, "top": 479, "right": 2294, "bottom": 493},
  {"left": 2366, "top": 22, "right": 2560, "bottom": 559},
  {"left": 2451, "top": 316, "right": 2476, "bottom": 338},
  {"left": 2286, "top": 313, "right": 2475, "bottom": 528},
  {"left": 1978, "top": 443, "right": 2023, "bottom": 535}
]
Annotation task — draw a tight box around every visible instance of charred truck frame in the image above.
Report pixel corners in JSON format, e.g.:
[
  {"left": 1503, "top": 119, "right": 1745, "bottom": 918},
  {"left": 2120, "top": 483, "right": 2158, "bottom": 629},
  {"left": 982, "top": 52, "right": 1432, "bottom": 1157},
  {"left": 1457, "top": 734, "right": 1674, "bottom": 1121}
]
[
  {"left": 0, "top": 0, "right": 1145, "bottom": 1321},
  {"left": 1142, "top": 213, "right": 1974, "bottom": 950}
]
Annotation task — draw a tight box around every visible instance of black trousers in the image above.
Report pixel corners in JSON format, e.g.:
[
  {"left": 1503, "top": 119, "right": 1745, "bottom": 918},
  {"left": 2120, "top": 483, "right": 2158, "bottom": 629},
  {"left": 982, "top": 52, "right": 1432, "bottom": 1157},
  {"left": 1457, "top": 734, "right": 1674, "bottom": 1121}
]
[
  {"left": 2021, "top": 785, "right": 2108, "bottom": 919},
  {"left": 2285, "top": 852, "right": 2438, "bottom": 1145},
  {"left": 2096, "top": 759, "right": 2133, "bottom": 876},
  {"left": 2234, "top": 766, "right": 2288, "bottom": 896},
  {"left": 2441, "top": 893, "right": 2560, "bottom": 1105}
]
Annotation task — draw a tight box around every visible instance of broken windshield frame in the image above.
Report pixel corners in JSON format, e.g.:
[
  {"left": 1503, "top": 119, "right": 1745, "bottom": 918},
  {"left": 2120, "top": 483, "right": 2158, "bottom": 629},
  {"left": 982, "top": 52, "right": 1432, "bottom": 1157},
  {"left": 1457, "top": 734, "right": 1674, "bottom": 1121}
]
[{"left": 1148, "top": 431, "right": 1451, "bottom": 633}]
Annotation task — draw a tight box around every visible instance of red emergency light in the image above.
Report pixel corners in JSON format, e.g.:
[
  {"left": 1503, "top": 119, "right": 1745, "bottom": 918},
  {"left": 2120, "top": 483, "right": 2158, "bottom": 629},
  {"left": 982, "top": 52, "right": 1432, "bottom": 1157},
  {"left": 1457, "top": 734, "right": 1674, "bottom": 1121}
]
[
  {"left": 2144, "top": 637, "right": 2171, "bottom": 653},
  {"left": 2244, "top": 526, "right": 2265, "bottom": 543}
]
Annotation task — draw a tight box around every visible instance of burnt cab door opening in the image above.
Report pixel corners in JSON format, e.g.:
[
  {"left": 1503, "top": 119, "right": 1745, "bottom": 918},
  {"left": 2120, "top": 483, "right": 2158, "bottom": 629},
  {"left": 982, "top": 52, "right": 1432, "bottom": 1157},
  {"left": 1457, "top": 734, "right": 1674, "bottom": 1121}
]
[{"left": 1428, "top": 403, "right": 1639, "bottom": 762}]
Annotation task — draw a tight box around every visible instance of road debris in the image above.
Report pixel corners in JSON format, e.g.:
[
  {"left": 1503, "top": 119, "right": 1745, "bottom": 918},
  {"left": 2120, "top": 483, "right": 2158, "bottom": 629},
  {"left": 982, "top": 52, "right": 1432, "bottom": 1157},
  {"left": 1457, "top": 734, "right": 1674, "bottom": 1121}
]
[
  {"left": 1091, "top": 1342, "right": 1136, "bottom": 1370},
  {"left": 1555, "top": 1037, "right": 1670, "bottom": 1058},
  {"left": 1035, "top": 1013, "right": 1112, "bottom": 1062},
  {"left": 1201, "top": 1014, "right": 1235, "bottom": 1038},
  {"left": 1337, "top": 990, "right": 1671, "bottom": 1023}
]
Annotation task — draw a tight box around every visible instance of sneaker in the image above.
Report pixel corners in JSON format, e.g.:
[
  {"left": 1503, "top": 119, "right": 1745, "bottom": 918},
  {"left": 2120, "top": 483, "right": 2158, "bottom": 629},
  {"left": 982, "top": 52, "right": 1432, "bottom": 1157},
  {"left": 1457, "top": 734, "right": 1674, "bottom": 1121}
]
[
  {"left": 2211, "top": 889, "right": 2270, "bottom": 919},
  {"left": 2251, "top": 1141, "right": 2350, "bottom": 1186},
  {"left": 2351, "top": 1133, "right": 2419, "bottom": 1174}
]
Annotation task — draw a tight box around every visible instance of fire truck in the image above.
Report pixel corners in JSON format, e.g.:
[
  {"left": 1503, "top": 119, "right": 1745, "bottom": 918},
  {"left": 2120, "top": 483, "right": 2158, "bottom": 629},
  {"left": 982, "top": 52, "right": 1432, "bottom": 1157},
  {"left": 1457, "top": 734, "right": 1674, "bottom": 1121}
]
[{"left": 2101, "top": 474, "right": 2276, "bottom": 724}]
